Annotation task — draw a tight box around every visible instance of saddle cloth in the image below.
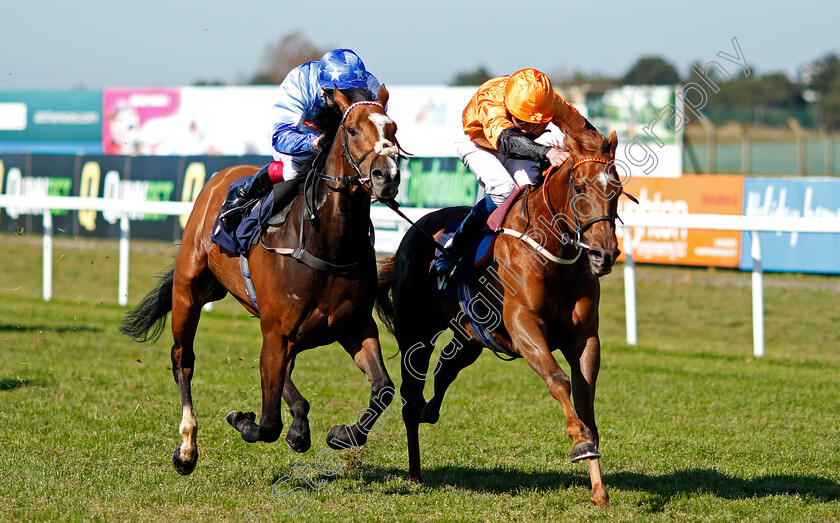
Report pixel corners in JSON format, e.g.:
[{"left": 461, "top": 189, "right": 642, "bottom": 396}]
[{"left": 210, "top": 175, "right": 302, "bottom": 257}]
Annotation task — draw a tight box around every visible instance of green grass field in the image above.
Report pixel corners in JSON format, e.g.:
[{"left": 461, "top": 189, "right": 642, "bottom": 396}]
[{"left": 0, "top": 232, "right": 838, "bottom": 521}]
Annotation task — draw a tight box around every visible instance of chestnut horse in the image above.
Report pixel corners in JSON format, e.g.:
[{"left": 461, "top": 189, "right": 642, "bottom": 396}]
[
  {"left": 377, "top": 129, "right": 621, "bottom": 506},
  {"left": 121, "top": 86, "right": 400, "bottom": 474}
]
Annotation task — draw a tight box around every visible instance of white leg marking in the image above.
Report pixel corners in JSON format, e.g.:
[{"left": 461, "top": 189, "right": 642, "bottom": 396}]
[{"left": 179, "top": 405, "right": 197, "bottom": 460}]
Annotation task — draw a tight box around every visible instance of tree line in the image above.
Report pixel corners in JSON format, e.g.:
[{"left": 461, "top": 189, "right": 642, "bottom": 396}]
[{"left": 225, "top": 32, "right": 840, "bottom": 131}]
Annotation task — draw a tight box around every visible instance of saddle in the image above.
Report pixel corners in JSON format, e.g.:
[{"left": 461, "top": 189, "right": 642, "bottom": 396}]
[
  {"left": 432, "top": 184, "right": 529, "bottom": 288},
  {"left": 210, "top": 173, "right": 304, "bottom": 258}
]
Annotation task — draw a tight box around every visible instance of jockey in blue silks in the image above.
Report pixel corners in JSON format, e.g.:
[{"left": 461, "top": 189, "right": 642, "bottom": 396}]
[{"left": 219, "top": 48, "right": 382, "bottom": 232}]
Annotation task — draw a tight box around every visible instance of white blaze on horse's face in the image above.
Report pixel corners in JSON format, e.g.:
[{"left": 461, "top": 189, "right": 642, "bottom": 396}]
[
  {"left": 593, "top": 166, "right": 620, "bottom": 195},
  {"left": 368, "top": 113, "right": 399, "bottom": 175}
]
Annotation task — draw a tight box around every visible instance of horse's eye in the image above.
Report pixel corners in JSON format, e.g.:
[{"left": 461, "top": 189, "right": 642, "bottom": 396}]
[
  {"left": 347, "top": 126, "right": 356, "bottom": 136},
  {"left": 574, "top": 185, "right": 584, "bottom": 194}
]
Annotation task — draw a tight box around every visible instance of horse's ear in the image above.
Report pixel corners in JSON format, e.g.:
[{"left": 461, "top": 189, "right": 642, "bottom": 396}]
[
  {"left": 564, "top": 132, "right": 581, "bottom": 156},
  {"left": 333, "top": 86, "right": 351, "bottom": 114},
  {"left": 607, "top": 131, "right": 618, "bottom": 157},
  {"left": 376, "top": 84, "right": 390, "bottom": 106}
]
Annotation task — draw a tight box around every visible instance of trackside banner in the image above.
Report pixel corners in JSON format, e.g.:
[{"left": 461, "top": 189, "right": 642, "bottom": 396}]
[
  {"left": 0, "top": 153, "right": 270, "bottom": 241},
  {"left": 617, "top": 175, "right": 744, "bottom": 267},
  {"left": 0, "top": 90, "right": 102, "bottom": 154},
  {"left": 740, "top": 178, "right": 840, "bottom": 274}
]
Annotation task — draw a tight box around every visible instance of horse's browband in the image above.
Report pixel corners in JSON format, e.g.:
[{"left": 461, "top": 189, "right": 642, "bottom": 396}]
[
  {"left": 341, "top": 101, "right": 384, "bottom": 120},
  {"left": 572, "top": 158, "right": 609, "bottom": 170}
]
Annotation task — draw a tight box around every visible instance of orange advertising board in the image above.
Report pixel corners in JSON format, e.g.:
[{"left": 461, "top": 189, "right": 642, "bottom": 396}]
[{"left": 617, "top": 175, "right": 744, "bottom": 267}]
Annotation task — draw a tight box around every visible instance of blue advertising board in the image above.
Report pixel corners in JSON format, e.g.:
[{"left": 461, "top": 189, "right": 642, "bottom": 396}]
[
  {"left": 740, "top": 178, "right": 840, "bottom": 274},
  {"left": 0, "top": 91, "right": 103, "bottom": 154}
]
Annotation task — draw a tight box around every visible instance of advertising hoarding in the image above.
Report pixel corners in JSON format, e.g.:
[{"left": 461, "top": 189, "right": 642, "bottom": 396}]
[
  {"left": 740, "top": 178, "right": 840, "bottom": 274},
  {"left": 618, "top": 175, "right": 743, "bottom": 267},
  {"left": 0, "top": 90, "right": 102, "bottom": 154}
]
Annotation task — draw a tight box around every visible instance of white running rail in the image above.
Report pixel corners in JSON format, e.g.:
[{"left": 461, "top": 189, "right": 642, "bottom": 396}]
[{"left": 1, "top": 195, "right": 838, "bottom": 357}]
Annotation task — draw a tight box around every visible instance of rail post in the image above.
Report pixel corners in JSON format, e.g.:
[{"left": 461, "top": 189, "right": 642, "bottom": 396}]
[
  {"left": 42, "top": 211, "right": 53, "bottom": 301},
  {"left": 119, "top": 213, "right": 130, "bottom": 306},
  {"left": 750, "top": 230, "right": 765, "bottom": 357},
  {"left": 622, "top": 228, "right": 638, "bottom": 346}
]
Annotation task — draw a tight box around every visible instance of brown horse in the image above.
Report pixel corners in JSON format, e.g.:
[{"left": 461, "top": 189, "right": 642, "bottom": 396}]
[
  {"left": 376, "top": 129, "right": 621, "bottom": 506},
  {"left": 121, "top": 86, "right": 400, "bottom": 474}
]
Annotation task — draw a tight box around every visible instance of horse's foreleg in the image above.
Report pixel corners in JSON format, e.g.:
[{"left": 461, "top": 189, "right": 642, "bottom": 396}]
[
  {"left": 569, "top": 336, "right": 601, "bottom": 447},
  {"left": 227, "top": 328, "right": 287, "bottom": 443},
  {"left": 513, "top": 317, "right": 598, "bottom": 461},
  {"left": 569, "top": 335, "right": 608, "bottom": 507},
  {"left": 282, "top": 356, "right": 311, "bottom": 452},
  {"left": 328, "top": 318, "right": 395, "bottom": 451},
  {"left": 421, "top": 340, "right": 482, "bottom": 424},
  {"left": 169, "top": 277, "right": 204, "bottom": 475}
]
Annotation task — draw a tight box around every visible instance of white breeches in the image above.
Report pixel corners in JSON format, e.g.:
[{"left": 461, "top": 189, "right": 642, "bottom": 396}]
[
  {"left": 271, "top": 151, "right": 314, "bottom": 181},
  {"left": 455, "top": 127, "right": 566, "bottom": 206}
]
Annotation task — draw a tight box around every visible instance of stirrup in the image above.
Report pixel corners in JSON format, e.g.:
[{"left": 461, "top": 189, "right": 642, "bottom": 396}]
[
  {"left": 432, "top": 257, "right": 459, "bottom": 291},
  {"left": 218, "top": 198, "right": 258, "bottom": 233}
]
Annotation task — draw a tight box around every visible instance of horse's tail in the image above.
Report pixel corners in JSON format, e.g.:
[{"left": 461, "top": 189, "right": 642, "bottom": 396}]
[
  {"left": 119, "top": 265, "right": 175, "bottom": 344},
  {"left": 375, "top": 255, "right": 397, "bottom": 336}
]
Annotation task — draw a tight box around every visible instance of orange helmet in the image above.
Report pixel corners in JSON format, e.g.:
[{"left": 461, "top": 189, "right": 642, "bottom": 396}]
[{"left": 504, "top": 68, "right": 555, "bottom": 124}]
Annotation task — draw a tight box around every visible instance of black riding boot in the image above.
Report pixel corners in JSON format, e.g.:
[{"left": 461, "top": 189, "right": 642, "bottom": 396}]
[
  {"left": 432, "top": 196, "right": 497, "bottom": 288},
  {"left": 219, "top": 165, "right": 274, "bottom": 233}
]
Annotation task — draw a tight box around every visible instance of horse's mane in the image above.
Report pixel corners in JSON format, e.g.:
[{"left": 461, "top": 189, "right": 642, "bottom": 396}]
[
  {"left": 305, "top": 87, "right": 374, "bottom": 174},
  {"left": 530, "top": 128, "right": 610, "bottom": 190},
  {"left": 565, "top": 128, "right": 609, "bottom": 155}
]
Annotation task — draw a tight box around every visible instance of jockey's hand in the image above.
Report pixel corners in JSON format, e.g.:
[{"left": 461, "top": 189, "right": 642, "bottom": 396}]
[
  {"left": 546, "top": 147, "right": 571, "bottom": 167},
  {"left": 312, "top": 134, "right": 325, "bottom": 152}
]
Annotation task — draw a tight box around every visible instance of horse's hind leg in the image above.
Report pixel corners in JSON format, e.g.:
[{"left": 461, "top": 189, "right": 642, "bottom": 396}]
[
  {"left": 398, "top": 331, "right": 436, "bottom": 482},
  {"left": 282, "top": 356, "right": 311, "bottom": 453},
  {"left": 326, "top": 318, "right": 395, "bottom": 451},
  {"left": 227, "top": 326, "right": 288, "bottom": 443},
  {"left": 420, "top": 340, "right": 482, "bottom": 424},
  {"left": 170, "top": 271, "right": 221, "bottom": 475}
]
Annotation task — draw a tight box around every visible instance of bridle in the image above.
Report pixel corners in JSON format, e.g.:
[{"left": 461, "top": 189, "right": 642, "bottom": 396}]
[
  {"left": 259, "top": 99, "right": 406, "bottom": 275},
  {"left": 541, "top": 156, "right": 617, "bottom": 251},
  {"left": 315, "top": 101, "right": 407, "bottom": 193}
]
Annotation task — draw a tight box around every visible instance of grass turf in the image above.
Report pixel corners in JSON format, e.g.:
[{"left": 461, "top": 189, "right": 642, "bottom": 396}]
[{"left": 0, "top": 233, "right": 838, "bottom": 521}]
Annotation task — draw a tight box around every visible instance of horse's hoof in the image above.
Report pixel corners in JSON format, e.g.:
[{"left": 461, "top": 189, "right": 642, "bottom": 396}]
[
  {"left": 570, "top": 442, "right": 601, "bottom": 462},
  {"left": 285, "top": 428, "right": 311, "bottom": 453},
  {"left": 172, "top": 446, "right": 197, "bottom": 475},
  {"left": 326, "top": 424, "right": 365, "bottom": 450},
  {"left": 226, "top": 410, "right": 256, "bottom": 430},
  {"left": 408, "top": 471, "right": 425, "bottom": 483},
  {"left": 420, "top": 403, "right": 440, "bottom": 424},
  {"left": 592, "top": 490, "right": 610, "bottom": 507}
]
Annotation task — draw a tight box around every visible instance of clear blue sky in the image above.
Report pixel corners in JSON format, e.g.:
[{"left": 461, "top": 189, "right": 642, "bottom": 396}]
[{"left": 1, "top": 0, "right": 836, "bottom": 89}]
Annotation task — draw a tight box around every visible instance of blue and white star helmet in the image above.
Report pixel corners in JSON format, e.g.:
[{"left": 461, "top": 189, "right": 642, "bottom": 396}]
[{"left": 316, "top": 49, "right": 369, "bottom": 90}]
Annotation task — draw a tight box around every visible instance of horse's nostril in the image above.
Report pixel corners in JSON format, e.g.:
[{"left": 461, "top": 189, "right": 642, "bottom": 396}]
[{"left": 589, "top": 250, "right": 603, "bottom": 262}]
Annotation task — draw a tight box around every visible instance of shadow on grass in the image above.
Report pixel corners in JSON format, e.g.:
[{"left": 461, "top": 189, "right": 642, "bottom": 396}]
[
  {"left": 0, "top": 322, "right": 102, "bottom": 334},
  {"left": 354, "top": 465, "right": 839, "bottom": 506},
  {"left": 0, "top": 377, "right": 50, "bottom": 391},
  {"left": 609, "top": 469, "right": 840, "bottom": 510}
]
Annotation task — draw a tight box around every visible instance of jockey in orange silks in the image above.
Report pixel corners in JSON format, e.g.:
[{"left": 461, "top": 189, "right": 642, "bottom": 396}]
[{"left": 433, "top": 68, "right": 597, "bottom": 286}]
